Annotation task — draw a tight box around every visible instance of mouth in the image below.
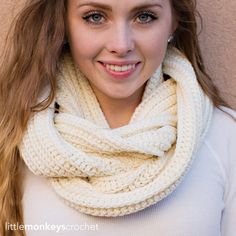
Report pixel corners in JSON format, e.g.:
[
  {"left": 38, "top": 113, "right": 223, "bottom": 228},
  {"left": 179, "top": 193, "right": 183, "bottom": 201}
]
[
  {"left": 99, "top": 61, "right": 141, "bottom": 79},
  {"left": 99, "top": 62, "right": 140, "bottom": 73}
]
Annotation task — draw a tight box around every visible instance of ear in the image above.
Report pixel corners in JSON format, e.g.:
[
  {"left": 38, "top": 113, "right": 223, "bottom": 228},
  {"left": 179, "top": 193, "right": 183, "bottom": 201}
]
[{"left": 171, "top": 16, "right": 179, "bottom": 35}]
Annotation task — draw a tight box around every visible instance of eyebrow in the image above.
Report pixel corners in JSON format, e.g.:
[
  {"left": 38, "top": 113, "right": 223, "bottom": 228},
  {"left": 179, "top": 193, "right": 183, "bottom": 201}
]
[{"left": 76, "top": 2, "right": 163, "bottom": 11}]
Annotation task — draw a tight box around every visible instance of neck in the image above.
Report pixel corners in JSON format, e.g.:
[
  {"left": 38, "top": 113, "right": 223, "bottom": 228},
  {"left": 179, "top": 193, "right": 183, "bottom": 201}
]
[{"left": 91, "top": 85, "right": 145, "bottom": 129}]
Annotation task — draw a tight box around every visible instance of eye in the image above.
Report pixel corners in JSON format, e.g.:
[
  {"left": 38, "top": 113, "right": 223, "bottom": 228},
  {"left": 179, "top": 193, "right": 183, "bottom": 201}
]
[
  {"left": 82, "top": 11, "right": 105, "bottom": 24},
  {"left": 136, "top": 11, "right": 158, "bottom": 24}
]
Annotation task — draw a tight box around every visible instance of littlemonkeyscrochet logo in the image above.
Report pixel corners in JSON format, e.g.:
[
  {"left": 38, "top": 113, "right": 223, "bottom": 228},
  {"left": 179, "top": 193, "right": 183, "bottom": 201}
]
[{"left": 5, "top": 222, "right": 99, "bottom": 233}]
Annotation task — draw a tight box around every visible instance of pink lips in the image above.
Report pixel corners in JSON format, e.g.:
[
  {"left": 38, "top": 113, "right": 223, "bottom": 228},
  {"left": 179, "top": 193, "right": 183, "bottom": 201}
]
[{"left": 99, "top": 61, "right": 141, "bottom": 80}]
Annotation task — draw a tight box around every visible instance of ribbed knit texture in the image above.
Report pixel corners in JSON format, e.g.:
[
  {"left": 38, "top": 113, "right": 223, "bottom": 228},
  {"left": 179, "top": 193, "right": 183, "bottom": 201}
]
[{"left": 19, "top": 46, "right": 213, "bottom": 217}]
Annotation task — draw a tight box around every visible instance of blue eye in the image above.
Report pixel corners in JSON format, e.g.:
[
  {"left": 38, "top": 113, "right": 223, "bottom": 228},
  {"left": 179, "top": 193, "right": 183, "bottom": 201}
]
[
  {"left": 136, "top": 11, "right": 158, "bottom": 24},
  {"left": 82, "top": 11, "right": 105, "bottom": 24}
]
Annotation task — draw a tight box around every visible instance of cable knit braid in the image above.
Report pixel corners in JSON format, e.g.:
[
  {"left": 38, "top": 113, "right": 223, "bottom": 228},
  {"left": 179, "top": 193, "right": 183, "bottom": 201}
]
[{"left": 19, "top": 46, "right": 213, "bottom": 217}]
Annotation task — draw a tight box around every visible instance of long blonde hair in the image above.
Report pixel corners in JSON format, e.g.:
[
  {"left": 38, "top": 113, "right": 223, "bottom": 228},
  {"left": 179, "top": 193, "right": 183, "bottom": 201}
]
[{"left": 0, "top": 0, "right": 228, "bottom": 235}]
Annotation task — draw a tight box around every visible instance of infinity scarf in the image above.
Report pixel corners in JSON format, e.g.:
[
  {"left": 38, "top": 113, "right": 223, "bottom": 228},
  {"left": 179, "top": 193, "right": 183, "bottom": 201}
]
[{"left": 20, "top": 46, "right": 213, "bottom": 217}]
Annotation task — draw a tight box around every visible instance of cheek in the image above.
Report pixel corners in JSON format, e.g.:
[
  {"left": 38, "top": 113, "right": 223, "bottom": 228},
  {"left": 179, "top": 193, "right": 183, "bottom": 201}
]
[
  {"left": 69, "top": 27, "right": 102, "bottom": 60},
  {"left": 137, "top": 32, "right": 168, "bottom": 67}
]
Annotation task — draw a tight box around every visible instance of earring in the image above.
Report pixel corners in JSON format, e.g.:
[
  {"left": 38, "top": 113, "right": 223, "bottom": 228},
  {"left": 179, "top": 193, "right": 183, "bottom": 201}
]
[{"left": 168, "top": 35, "right": 174, "bottom": 43}]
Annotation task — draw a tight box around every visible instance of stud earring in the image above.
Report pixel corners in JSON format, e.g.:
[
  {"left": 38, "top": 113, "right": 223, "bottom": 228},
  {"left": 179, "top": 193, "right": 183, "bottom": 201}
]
[{"left": 168, "top": 35, "right": 174, "bottom": 43}]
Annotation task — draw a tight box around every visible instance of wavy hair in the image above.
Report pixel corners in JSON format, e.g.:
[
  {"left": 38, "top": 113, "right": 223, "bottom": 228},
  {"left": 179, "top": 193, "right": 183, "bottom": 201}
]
[{"left": 0, "top": 0, "right": 227, "bottom": 235}]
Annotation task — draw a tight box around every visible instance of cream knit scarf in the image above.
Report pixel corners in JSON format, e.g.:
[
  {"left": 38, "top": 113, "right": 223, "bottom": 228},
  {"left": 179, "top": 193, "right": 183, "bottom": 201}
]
[{"left": 20, "top": 46, "right": 213, "bottom": 217}]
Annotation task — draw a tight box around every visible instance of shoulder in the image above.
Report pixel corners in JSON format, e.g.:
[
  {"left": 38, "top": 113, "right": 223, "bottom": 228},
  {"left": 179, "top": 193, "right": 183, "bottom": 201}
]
[
  {"left": 202, "top": 106, "right": 236, "bottom": 171},
  {"left": 207, "top": 106, "right": 236, "bottom": 141}
]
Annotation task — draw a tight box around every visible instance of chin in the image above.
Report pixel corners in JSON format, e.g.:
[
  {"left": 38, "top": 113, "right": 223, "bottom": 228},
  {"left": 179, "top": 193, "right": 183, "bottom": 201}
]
[{"left": 105, "top": 90, "right": 136, "bottom": 100}]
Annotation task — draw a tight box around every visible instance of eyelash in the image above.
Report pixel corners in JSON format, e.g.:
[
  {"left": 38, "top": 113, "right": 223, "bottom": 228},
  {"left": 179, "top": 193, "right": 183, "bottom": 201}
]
[
  {"left": 82, "top": 10, "right": 158, "bottom": 25},
  {"left": 136, "top": 11, "right": 158, "bottom": 24},
  {"left": 82, "top": 11, "right": 105, "bottom": 24}
]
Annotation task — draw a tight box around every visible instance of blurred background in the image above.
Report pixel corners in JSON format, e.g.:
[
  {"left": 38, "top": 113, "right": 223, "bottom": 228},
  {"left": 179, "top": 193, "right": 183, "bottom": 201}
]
[{"left": 0, "top": 0, "right": 235, "bottom": 109}]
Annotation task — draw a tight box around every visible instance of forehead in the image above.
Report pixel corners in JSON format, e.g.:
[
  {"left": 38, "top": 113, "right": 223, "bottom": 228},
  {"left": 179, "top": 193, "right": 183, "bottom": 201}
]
[{"left": 69, "top": 0, "right": 169, "bottom": 9}]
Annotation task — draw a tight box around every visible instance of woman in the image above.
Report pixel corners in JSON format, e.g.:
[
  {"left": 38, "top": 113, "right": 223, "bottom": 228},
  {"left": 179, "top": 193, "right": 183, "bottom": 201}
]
[{"left": 0, "top": 0, "right": 235, "bottom": 235}]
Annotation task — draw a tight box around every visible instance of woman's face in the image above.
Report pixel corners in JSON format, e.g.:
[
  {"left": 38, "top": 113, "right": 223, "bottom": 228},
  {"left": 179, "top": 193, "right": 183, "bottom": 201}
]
[{"left": 66, "top": 0, "right": 177, "bottom": 101}]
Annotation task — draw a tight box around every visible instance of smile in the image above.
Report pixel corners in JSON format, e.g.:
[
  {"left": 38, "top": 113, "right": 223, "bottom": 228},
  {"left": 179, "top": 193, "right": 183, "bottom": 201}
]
[
  {"left": 98, "top": 61, "right": 141, "bottom": 80},
  {"left": 105, "top": 64, "right": 136, "bottom": 72}
]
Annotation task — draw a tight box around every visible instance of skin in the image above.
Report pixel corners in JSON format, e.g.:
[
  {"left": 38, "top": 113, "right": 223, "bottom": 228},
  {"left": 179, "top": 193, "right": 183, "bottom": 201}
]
[{"left": 66, "top": 0, "right": 178, "bottom": 128}]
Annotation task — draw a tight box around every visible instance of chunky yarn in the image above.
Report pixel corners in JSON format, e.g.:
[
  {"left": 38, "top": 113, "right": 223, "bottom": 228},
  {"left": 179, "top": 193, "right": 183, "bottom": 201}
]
[{"left": 20, "top": 46, "right": 213, "bottom": 217}]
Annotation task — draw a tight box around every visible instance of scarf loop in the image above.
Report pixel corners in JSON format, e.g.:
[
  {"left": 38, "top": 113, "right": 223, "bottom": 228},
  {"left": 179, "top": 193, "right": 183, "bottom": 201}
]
[{"left": 20, "top": 47, "right": 213, "bottom": 217}]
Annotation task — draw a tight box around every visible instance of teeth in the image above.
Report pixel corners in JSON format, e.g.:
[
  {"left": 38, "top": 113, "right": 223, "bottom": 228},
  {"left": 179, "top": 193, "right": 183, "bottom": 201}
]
[{"left": 105, "top": 64, "right": 136, "bottom": 72}]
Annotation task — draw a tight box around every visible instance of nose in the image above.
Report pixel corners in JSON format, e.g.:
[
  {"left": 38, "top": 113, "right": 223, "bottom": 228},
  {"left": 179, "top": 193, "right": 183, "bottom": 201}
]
[{"left": 106, "top": 22, "right": 135, "bottom": 56}]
